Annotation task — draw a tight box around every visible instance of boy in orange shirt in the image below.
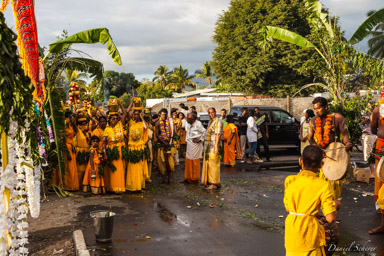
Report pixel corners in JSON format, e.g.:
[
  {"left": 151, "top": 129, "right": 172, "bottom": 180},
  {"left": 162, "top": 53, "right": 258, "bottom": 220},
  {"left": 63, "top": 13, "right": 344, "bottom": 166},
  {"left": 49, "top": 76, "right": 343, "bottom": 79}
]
[{"left": 284, "top": 145, "right": 337, "bottom": 256}]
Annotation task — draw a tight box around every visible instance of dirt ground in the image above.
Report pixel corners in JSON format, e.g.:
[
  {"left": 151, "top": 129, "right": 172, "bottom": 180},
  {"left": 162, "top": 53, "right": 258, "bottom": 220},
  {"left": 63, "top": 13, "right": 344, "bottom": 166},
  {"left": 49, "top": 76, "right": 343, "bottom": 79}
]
[{"left": 27, "top": 150, "right": 383, "bottom": 255}]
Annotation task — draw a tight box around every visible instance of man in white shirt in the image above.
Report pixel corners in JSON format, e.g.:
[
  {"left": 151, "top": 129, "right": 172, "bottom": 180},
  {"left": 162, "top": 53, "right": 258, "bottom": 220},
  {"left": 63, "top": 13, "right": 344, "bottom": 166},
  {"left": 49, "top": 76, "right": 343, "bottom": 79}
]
[{"left": 180, "top": 112, "right": 206, "bottom": 183}]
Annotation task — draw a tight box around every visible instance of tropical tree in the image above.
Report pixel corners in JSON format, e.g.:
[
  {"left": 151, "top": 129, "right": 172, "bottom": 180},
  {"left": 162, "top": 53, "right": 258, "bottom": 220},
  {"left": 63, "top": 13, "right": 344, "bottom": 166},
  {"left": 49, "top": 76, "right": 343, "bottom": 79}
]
[
  {"left": 103, "top": 70, "right": 139, "bottom": 100},
  {"left": 137, "top": 79, "right": 173, "bottom": 102},
  {"left": 212, "top": 0, "right": 321, "bottom": 96},
  {"left": 153, "top": 65, "right": 171, "bottom": 89},
  {"left": 166, "top": 65, "right": 195, "bottom": 91},
  {"left": 195, "top": 61, "right": 215, "bottom": 88},
  {"left": 262, "top": 0, "right": 384, "bottom": 104}
]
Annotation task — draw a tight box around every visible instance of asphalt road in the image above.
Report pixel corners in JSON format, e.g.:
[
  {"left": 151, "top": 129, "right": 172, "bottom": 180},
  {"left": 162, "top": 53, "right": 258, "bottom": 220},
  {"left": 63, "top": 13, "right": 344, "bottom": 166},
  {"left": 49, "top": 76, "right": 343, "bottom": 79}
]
[{"left": 78, "top": 150, "right": 384, "bottom": 256}]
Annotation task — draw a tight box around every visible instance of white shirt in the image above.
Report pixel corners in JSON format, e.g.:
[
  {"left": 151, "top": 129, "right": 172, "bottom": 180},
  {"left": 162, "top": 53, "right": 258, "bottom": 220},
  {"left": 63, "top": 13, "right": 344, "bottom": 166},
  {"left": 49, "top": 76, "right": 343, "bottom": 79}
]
[
  {"left": 247, "top": 116, "right": 258, "bottom": 143},
  {"left": 185, "top": 120, "right": 206, "bottom": 159}
]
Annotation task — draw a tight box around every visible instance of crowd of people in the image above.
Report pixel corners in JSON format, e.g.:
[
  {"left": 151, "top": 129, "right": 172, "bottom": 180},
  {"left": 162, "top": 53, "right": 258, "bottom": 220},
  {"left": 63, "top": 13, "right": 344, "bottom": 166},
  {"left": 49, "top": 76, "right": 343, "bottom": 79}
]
[
  {"left": 53, "top": 100, "right": 272, "bottom": 195},
  {"left": 51, "top": 95, "right": 384, "bottom": 255}
]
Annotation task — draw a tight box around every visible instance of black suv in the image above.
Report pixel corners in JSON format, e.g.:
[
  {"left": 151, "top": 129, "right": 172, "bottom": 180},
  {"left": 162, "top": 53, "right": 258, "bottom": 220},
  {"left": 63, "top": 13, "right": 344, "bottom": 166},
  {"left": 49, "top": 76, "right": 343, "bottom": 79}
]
[{"left": 230, "top": 106, "right": 300, "bottom": 150}]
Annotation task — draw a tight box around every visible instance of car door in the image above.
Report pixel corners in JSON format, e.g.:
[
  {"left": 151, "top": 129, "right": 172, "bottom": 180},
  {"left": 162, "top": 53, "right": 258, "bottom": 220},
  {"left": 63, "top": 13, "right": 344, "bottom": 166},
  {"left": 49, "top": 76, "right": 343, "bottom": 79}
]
[{"left": 268, "top": 110, "right": 299, "bottom": 145}]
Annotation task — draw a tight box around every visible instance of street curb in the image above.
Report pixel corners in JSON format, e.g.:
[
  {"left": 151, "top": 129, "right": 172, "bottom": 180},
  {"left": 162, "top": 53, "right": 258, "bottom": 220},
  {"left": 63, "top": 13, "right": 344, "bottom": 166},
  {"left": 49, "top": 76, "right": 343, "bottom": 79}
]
[{"left": 73, "top": 229, "right": 90, "bottom": 256}]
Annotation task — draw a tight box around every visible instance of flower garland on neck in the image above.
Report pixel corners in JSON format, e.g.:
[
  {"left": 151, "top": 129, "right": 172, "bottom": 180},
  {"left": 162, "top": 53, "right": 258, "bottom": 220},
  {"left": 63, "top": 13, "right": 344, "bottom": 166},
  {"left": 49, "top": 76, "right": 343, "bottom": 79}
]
[
  {"left": 159, "top": 117, "right": 171, "bottom": 141},
  {"left": 314, "top": 114, "right": 333, "bottom": 148}
]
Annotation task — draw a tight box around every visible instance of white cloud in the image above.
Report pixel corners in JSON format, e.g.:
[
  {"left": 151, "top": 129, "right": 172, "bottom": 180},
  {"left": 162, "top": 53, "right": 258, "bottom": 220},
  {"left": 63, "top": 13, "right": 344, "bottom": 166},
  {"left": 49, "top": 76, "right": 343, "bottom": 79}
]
[{"left": 3, "top": 0, "right": 381, "bottom": 79}]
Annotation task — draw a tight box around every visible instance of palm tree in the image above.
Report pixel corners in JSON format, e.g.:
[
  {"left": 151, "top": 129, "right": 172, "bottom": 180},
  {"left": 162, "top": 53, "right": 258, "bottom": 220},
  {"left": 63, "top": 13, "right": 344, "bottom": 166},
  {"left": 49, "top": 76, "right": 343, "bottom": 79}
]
[
  {"left": 195, "top": 61, "right": 215, "bottom": 89},
  {"left": 153, "top": 65, "right": 171, "bottom": 89},
  {"left": 166, "top": 65, "right": 195, "bottom": 91}
]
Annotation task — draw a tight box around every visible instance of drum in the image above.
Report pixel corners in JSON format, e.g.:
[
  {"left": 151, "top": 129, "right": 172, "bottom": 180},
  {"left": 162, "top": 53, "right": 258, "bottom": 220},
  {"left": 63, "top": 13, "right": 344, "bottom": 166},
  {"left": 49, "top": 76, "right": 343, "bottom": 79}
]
[
  {"left": 376, "top": 157, "right": 384, "bottom": 183},
  {"left": 322, "top": 142, "right": 350, "bottom": 181}
]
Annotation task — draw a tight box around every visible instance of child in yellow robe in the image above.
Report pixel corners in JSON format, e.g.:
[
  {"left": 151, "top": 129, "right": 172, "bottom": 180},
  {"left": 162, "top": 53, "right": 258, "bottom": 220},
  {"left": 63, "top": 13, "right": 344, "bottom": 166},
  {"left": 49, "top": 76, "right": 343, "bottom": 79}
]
[
  {"left": 83, "top": 136, "right": 105, "bottom": 195},
  {"left": 284, "top": 145, "right": 337, "bottom": 256}
]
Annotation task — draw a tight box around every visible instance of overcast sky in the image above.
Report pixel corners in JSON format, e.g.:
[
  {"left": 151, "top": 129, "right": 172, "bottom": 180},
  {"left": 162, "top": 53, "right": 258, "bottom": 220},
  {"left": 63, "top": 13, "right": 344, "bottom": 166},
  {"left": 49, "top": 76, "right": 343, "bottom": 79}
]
[{"left": 3, "top": 0, "right": 383, "bottom": 81}]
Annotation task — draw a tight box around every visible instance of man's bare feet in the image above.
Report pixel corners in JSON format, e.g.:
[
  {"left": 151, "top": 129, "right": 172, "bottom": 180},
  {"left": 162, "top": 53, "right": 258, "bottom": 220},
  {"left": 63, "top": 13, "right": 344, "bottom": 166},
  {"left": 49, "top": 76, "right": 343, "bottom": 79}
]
[
  {"left": 205, "top": 185, "right": 217, "bottom": 190},
  {"left": 368, "top": 226, "right": 384, "bottom": 234}
]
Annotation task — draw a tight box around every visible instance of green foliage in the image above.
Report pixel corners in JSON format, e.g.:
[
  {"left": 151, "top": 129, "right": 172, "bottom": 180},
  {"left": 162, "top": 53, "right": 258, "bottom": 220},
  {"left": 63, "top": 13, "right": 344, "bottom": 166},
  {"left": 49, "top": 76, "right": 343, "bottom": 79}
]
[
  {"left": 119, "top": 93, "right": 132, "bottom": 108},
  {"left": 48, "top": 28, "right": 122, "bottom": 66},
  {"left": 166, "top": 65, "right": 195, "bottom": 91},
  {"left": 0, "top": 12, "right": 34, "bottom": 134},
  {"left": 126, "top": 147, "right": 150, "bottom": 163},
  {"left": 262, "top": 0, "right": 384, "bottom": 103},
  {"left": 349, "top": 8, "right": 384, "bottom": 45},
  {"left": 104, "top": 70, "right": 139, "bottom": 100},
  {"left": 153, "top": 65, "right": 171, "bottom": 89},
  {"left": 76, "top": 150, "right": 90, "bottom": 165},
  {"left": 137, "top": 79, "right": 173, "bottom": 101},
  {"left": 195, "top": 61, "right": 214, "bottom": 88},
  {"left": 328, "top": 93, "right": 374, "bottom": 145},
  {"left": 106, "top": 146, "right": 120, "bottom": 172},
  {"left": 212, "top": 0, "right": 319, "bottom": 96}
]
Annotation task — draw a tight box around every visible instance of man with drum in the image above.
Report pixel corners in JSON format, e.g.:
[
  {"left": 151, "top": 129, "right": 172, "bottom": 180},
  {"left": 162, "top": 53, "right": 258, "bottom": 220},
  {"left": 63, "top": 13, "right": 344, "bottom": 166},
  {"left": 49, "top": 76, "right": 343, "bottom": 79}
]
[
  {"left": 307, "top": 97, "right": 352, "bottom": 200},
  {"left": 369, "top": 98, "right": 384, "bottom": 234},
  {"left": 307, "top": 97, "right": 352, "bottom": 253}
]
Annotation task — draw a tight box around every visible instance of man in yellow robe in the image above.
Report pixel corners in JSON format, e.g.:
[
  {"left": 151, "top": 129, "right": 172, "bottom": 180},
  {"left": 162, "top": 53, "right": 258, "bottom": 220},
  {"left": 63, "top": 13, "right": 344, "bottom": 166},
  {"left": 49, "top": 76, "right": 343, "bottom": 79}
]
[
  {"left": 201, "top": 107, "right": 223, "bottom": 190},
  {"left": 284, "top": 145, "right": 337, "bottom": 256},
  {"left": 155, "top": 108, "right": 175, "bottom": 184}
]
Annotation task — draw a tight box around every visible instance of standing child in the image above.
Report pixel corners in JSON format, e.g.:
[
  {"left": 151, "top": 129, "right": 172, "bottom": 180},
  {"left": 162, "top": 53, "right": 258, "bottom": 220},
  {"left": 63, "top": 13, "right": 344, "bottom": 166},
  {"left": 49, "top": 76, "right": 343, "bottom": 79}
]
[
  {"left": 83, "top": 136, "right": 105, "bottom": 195},
  {"left": 284, "top": 145, "right": 337, "bottom": 256}
]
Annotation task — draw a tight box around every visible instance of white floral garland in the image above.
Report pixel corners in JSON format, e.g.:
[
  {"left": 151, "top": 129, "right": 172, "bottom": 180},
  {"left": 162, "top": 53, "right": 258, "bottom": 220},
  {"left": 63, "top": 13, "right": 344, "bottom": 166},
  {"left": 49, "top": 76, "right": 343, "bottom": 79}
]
[{"left": 0, "top": 114, "right": 41, "bottom": 255}]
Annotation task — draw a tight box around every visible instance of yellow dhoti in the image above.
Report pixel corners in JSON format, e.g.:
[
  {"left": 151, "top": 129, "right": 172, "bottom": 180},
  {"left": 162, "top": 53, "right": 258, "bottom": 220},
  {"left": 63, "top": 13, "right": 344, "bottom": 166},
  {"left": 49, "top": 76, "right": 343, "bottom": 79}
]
[{"left": 201, "top": 153, "right": 221, "bottom": 187}]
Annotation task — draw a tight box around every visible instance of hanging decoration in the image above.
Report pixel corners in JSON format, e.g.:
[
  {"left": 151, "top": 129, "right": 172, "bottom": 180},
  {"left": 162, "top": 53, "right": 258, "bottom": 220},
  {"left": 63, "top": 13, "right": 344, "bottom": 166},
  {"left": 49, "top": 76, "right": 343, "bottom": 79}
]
[
  {"left": 0, "top": 0, "right": 40, "bottom": 88},
  {"left": 69, "top": 82, "right": 80, "bottom": 106}
]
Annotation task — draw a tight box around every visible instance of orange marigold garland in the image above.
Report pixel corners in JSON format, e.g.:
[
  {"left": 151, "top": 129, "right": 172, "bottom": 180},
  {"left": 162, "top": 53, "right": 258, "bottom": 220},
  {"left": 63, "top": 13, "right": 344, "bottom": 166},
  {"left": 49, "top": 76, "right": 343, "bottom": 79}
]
[{"left": 314, "top": 114, "right": 333, "bottom": 148}]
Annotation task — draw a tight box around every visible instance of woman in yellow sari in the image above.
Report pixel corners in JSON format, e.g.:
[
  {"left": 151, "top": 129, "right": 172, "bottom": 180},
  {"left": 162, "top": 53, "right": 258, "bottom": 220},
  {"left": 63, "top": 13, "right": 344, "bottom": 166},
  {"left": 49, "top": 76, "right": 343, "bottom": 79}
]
[
  {"left": 126, "top": 108, "right": 149, "bottom": 192},
  {"left": 103, "top": 100, "right": 127, "bottom": 194},
  {"left": 223, "top": 115, "right": 242, "bottom": 167},
  {"left": 82, "top": 136, "right": 105, "bottom": 195},
  {"left": 91, "top": 116, "right": 109, "bottom": 191},
  {"left": 62, "top": 111, "right": 79, "bottom": 191},
  {"left": 75, "top": 113, "right": 90, "bottom": 188}
]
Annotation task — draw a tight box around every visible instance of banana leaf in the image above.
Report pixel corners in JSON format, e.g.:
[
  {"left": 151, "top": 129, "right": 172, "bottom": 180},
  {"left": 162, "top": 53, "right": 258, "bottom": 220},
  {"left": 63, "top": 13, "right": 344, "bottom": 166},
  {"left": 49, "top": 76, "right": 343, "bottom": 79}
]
[
  {"left": 349, "top": 8, "right": 384, "bottom": 45},
  {"left": 46, "top": 87, "right": 66, "bottom": 188},
  {"left": 265, "top": 26, "right": 315, "bottom": 48},
  {"left": 306, "top": 0, "right": 334, "bottom": 39},
  {"left": 48, "top": 28, "right": 122, "bottom": 66}
]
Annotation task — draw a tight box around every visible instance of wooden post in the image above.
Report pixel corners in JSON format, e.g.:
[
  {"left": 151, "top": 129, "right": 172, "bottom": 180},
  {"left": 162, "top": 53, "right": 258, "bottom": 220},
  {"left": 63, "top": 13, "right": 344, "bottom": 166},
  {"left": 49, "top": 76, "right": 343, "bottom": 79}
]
[{"left": 287, "top": 95, "right": 290, "bottom": 113}]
